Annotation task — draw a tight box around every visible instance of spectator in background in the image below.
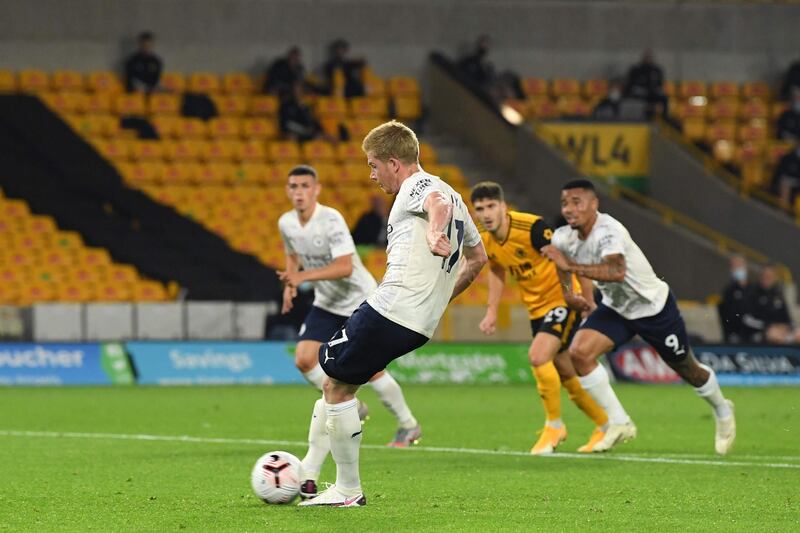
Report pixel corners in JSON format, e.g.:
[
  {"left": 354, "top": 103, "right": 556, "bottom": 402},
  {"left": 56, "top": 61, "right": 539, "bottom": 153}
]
[
  {"left": 776, "top": 88, "right": 800, "bottom": 141},
  {"left": 780, "top": 57, "right": 800, "bottom": 100},
  {"left": 279, "top": 82, "right": 325, "bottom": 143},
  {"left": 321, "top": 39, "right": 366, "bottom": 97},
  {"left": 717, "top": 255, "right": 755, "bottom": 343},
  {"left": 352, "top": 195, "right": 389, "bottom": 246},
  {"left": 745, "top": 264, "right": 800, "bottom": 344},
  {"left": 624, "top": 49, "right": 667, "bottom": 117},
  {"left": 125, "top": 31, "right": 163, "bottom": 93},
  {"left": 771, "top": 145, "right": 800, "bottom": 209},
  {"left": 593, "top": 79, "right": 625, "bottom": 120},
  {"left": 263, "top": 47, "right": 305, "bottom": 95},
  {"left": 458, "top": 35, "right": 495, "bottom": 90}
]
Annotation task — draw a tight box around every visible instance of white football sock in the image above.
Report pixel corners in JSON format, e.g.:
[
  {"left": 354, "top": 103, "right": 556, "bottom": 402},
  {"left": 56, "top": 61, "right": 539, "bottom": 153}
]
[
  {"left": 545, "top": 418, "right": 564, "bottom": 429},
  {"left": 578, "top": 364, "right": 631, "bottom": 425},
  {"left": 369, "top": 373, "right": 418, "bottom": 429},
  {"left": 325, "top": 398, "right": 362, "bottom": 493},
  {"left": 695, "top": 364, "right": 732, "bottom": 419},
  {"left": 300, "top": 398, "right": 329, "bottom": 482},
  {"left": 302, "top": 364, "right": 326, "bottom": 391}
]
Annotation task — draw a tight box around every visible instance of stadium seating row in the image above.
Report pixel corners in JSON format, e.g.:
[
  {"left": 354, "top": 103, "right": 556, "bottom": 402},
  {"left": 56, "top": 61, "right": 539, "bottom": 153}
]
[{"left": 520, "top": 77, "right": 772, "bottom": 100}]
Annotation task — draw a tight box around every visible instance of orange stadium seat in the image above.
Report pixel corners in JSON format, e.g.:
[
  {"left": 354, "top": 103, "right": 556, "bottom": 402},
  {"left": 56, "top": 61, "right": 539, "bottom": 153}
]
[
  {"left": 88, "top": 71, "right": 123, "bottom": 93},
  {"left": 735, "top": 142, "right": 766, "bottom": 187},
  {"left": 249, "top": 95, "right": 279, "bottom": 116},
  {"left": 551, "top": 78, "right": 581, "bottom": 97},
  {"left": 662, "top": 80, "right": 676, "bottom": 98},
  {"left": 521, "top": 78, "right": 549, "bottom": 97},
  {"left": 710, "top": 81, "right": 740, "bottom": 99},
  {"left": 175, "top": 118, "right": 208, "bottom": 139},
  {"left": 236, "top": 140, "right": 268, "bottom": 162},
  {"left": 737, "top": 123, "right": 768, "bottom": 144},
  {"left": 113, "top": 93, "right": 147, "bottom": 116},
  {"left": 94, "top": 283, "right": 132, "bottom": 302},
  {"left": 393, "top": 96, "right": 421, "bottom": 121},
  {"left": 40, "top": 91, "right": 85, "bottom": 114},
  {"left": 740, "top": 99, "right": 768, "bottom": 122},
  {"left": 0, "top": 283, "right": 21, "bottom": 305},
  {"left": 388, "top": 76, "right": 419, "bottom": 97},
  {"left": 164, "top": 140, "right": 204, "bottom": 161},
  {"left": 148, "top": 93, "right": 181, "bottom": 115},
  {"left": 349, "top": 96, "right": 388, "bottom": 118},
  {"left": 583, "top": 79, "right": 609, "bottom": 99},
  {"left": 162, "top": 163, "right": 201, "bottom": 185},
  {"left": 202, "top": 140, "right": 239, "bottom": 162},
  {"left": 269, "top": 140, "right": 301, "bottom": 162},
  {"left": 316, "top": 97, "right": 348, "bottom": 119},
  {"left": 196, "top": 163, "right": 237, "bottom": 185},
  {"left": 312, "top": 163, "right": 340, "bottom": 183},
  {"left": 19, "top": 282, "right": 57, "bottom": 305},
  {"left": 160, "top": 72, "right": 186, "bottom": 93},
  {"left": 106, "top": 264, "right": 139, "bottom": 284},
  {"left": 94, "top": 138, "right": 132, "bottom": 161},
  {"left": 133, "top": 280, "right": 168, "bottom": 301},
  {"left": 130, "top": 140, "right": 164, "bottom": 161},
  {"left": 557, "top": 96, "right": 592, "bottom": 117},
  {"left": 57, "top": 283, "right": 95, "bottom": 302},
  {"left": 336, "top": 141, "right": 363, "bottom": 163},
  {"left": 302, "top": 140, "right": 336, "bottom": 162},
  {"left": 344, "top": 118, "right": 383, "bottom": 139},
  {"left": 418, "top": 142, "right": 437, "bottom": 165},
  {"left": 213, "top": 95, "right": 248, "bottom": 116},
  {"left": 52, "top": 70, "right": 84, "bottom": 91},
  {"left": 742, "top": 81, "right": 771, "bottom": 100},
  {"left": 708, "top": 99, "right": 740, "bottom": 121},
  {"left": 673, "top": 100, "right": 707, "bottom": 120},
  {"left": 151, "top": 115, "right": 180, "bottom": 138},
  {"left": 0, "top": 70, "right": 17, "bottom": 92},
  {"left": 766, "top": 141, "right": 794, "bottom": 165},
  {"left": 52, "top": 231, "right": 83, "bottom": 251},
  {"left": 681, "top": 118, "right": 707, "bottom": 142},
  {"left": 364, "top": 74, "right": 386, "bottom": 97},
  {"left": 241, "top": 118, "right": 278, "bottom": 140},
  {"left": 223, "top": 73, "right": 254, "bottom": 94},
  {"left": 527, "top": 98, "right": 559, "bottom": 120},
  {"left": 339, "top": 163, "right": 369, "bottom": 185},
  {"left": 19, "top": 69, "right": 49, "bottom": 92},
  {"left": 705, "top": 121, "right": 737, "bottom": 144},
  {"left": 208, "top": 117, "right": 242, "bottom": 138},
  {"left": 2, "top": 198, "right": 32, "bottom": 219},
  {"left": 235, "top": 163, "right": 273, "bottom": 185},
  {"left": 189, "top": 72, "right": 221, "bottom": 93},
  {"left": 79, "top": 92, "right": 112, "bottom": 114},
  {"left": 679, "top": 80, "right": 707, "bottom": 98}
]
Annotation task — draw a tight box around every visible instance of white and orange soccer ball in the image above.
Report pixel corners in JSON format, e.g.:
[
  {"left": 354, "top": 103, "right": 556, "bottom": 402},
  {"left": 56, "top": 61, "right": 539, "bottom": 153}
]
[{"left": 250, "top": 451, "right": 302, "bottom": 504}]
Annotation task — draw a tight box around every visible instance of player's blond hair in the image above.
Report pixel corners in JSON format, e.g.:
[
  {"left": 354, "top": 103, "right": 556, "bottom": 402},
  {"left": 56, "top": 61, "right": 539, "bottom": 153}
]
[{"left": 361, "top": 120, "right": 419, "bottom": 164}]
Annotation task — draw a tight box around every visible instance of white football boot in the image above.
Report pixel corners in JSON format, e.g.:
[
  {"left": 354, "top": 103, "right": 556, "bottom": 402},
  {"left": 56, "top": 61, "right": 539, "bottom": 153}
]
[
  {"left": 714, "top": 400, "right": 736, "bottom": 455},
  {"left": 298, "top": 484, "right": 366, "bottom": 507},
  {"left": 591, "top": 421, "right": 637, "bottom": 452}
]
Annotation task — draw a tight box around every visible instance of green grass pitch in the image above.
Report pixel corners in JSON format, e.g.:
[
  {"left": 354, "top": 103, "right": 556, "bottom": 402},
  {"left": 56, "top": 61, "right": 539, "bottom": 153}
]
[{"left": 2, "top": 384, "right": 799, "bottom": 531}]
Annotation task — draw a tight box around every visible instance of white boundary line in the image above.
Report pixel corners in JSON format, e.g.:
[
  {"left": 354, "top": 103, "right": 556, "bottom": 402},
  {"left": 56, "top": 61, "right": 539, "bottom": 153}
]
[{"left": 2, "top": 429, "right": 799, "bottom": 470}]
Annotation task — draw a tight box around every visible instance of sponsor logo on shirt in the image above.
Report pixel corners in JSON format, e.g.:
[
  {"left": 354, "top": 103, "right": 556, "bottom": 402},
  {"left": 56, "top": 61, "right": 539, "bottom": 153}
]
[{"left": 409, "top": 178, "right": 432, "bottom": 198}]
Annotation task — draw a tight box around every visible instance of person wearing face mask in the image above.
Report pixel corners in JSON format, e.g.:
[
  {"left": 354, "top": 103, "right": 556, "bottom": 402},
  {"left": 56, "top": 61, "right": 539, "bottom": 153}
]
[
  {"left": 744, "top": 264, "right": 800, "bottom": 344},
  {"left": 717, "top": 255, "right": 755, "bottom": 344},
  {"left": 770, "top": 143, "right": 800, "bottom": 209},
  {"left": 776, "top": 88, "right": 800, "bottom": 141},
  {"left": 593, "top": 80, "right": 624, "bottom": 120}
]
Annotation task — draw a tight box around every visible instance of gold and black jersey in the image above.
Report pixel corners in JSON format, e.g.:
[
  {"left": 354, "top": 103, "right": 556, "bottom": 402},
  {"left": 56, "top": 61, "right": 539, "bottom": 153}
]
[{"left": 480, "top": 210, "right": 574, "bottom": 319}]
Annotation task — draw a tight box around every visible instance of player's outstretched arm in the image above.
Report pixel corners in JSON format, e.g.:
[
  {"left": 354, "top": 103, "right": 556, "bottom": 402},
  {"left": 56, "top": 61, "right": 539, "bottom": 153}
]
[
  {"left": 424, "top": 191, "right": 454, "bottom": 258},
  {"left": 278, "top": 254, "right": 354, "bottom": 288},
  {"left": 541, "top": 244, "right": 626, "bottom": 282},
  {"left": 479, "top": 261, "right": 505, "bottom": 335},
  {"left": 450, "top": 242, "right": 488, "bottom": 302}
]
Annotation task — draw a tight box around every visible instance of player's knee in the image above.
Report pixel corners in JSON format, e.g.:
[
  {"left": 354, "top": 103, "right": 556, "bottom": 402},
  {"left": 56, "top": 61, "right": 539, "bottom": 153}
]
[
  {"left": 294, "top": 343, "right": 319, "bottom": 372},
  {"left": 568, "top": 342, "right": 594, "bottom": 368},
  {"left": 528, "top": 346, "right": 548, "bottom": 367}
]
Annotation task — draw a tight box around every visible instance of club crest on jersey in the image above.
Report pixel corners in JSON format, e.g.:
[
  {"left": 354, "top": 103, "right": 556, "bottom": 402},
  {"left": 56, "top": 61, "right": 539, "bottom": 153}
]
[
  {"left": 312, "top": 235, "right": 324, "bottom": 247},
  {"left": 515, "top": 247, "right": 526, "bottom": 258}
]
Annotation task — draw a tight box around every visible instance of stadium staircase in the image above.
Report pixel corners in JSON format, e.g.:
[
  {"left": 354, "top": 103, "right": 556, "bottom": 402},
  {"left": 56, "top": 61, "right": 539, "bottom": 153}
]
[{"left": 0, "top": 94, "right": 281, "bottom": 301}]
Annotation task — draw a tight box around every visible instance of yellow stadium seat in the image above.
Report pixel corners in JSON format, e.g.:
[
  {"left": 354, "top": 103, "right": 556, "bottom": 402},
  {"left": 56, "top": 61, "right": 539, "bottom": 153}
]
[
  {"left": 57, "top": 282, "right": 95, "bottom": 302},
  {"left": 19, "top": 69, "right": 49, "bottom": 92},
  {"left": 19, "top": 282, "right": 57, "bottom": 305},
  {"left": 1, "top": 199, "right": 31, "bottom": 219},
  {"left": 202, "top": 140, "right": 239, "bottom": 162},
  {"left": 551, "top": 78, "right": 581, "bottom": 97},
  {"left": 188, "top": 72, "right": 221, "bottom": 93},
  {"left": 705, "top": 120, "right": 737, "bottom": 144},
  {"left": 162, "top": 163, "right": 201, "bottom": 185},
  {"left": 241, "top": 118, "right": 278, "bottom": 140},
  {"left": 679, "top": 80, "right": 707, "bottom": 98},
  {"left": 708, "top": 99, "right": 740, "bottom": 121},
  {"left": 681, "top": 117, "right": 707, "bottom": 141},
  {"left": 319, "top": 117, "right": 343, "bottom": 138},
  {"left": 662, "top": 80, "right": 676, "bottom": 98},
  {"left": 196, "top": 163, "right": 237, "bottom": 185},
  {"left": 160, "top": 72, "right": 186, "bottom": 93},
  {"left": 94, "top": 138, "right": 132, "bottom": 161},
  {"left": 766, "top": 141, "right": 794, "bottom": 165},
  {"left": 521, "top": 78, "right": 549, "bottom": 97},
  {"left": 133, "top": 280, "right": 168, "bottom": 301},
  {"left": 213, "top": 94, "right": 248, "bottom": 116},
  {"left": 557, "top": 96, "right": 592, "bottom": 117},
  {"left": 740, "top": 99, "right": 768, "bottom": 122},
  {"left": 302, "top": 140, "right": 336, "bottom": 162},
  {"left": 349, "top": 96, "right": 388, "bottom": 118},
  {"left": 148, "top": 93, "right": 181, "bottom": 115},
  {"left": 164, "top": 140, "right": 204, "bottom": 161},
  {"left": 130, "top": 140, "right": 164, "bottom": 161},
  {"left": 583, "top": 79, "right": 609, "bottom": 99},
  {"left": 41, "top": 249, "right": 73, "bottom": 268},
  {"left": 311, "top": 163, "right": 339, "bottom": 183},
  {"left": 710, "top": 81, "right": 740, "bottom": 99},
  {"left": 742, "top": 81, "right": 771, "bottom": 100},
  {"left": 113, "top": 93, "right": 146, "bottom": 116},
  {"left": 393, "top": 95, "right": 421, "bottom": 121},
  {"left": 208, "top": 117, "right": 242, "bottom": 138},
  {"left": 249, "top": 95, "right": 279, "bottom": 116},
  {"left": 40, "top": 91, "right": 85, "bottom": 114},
  {"left": 0, "top": 70, "right": 17, "bottom": 92},
  {"left": 673, "top": 100, "right": 707, "bottom": 120},
  {"left": 336, "top": 141, "right": 363, "bottom": 163},
  {"left": 52, "top": 70, "right": 84, "bottom": 91},
  {"left": 735, "top": 142, "right": 766, "bottom": 187},
  {"left": 236, "top": 140, "right": 268, "bottom": 162},
  {"left": 67, "top": 113, "right": 120, "bottom": 137},
  {"left": 175, "top": 118, "right": 208, "bottom": 139},
  {"left": 316, "top": 97, "right": 348, "bottom": 119},
  {"left": 88, "top": 71, "right": 123, "bottom": 93},
  {"left": 418, "top": 142, "right": 437, "bottom": 165},
  {"left": 339, "top": 163, "right": 369, "bottom": 185},
  {"left": 80, "top": 92, "right": 112, "bottom": 114},
  {"left": 737, "top": 123, "right": 768, "bottom": 144},
  {"left": 364, "top": 74, "right": 386, "bottom": 97},
  {"left": 105, "top": 264, "right": 139, "bottom": 284},
  {"left": 344, "top": 118, "right": 383, "bottom": 139},
  {"left": 223, "top": 73, "right": 254, "bottom": 94},
  {"left": 235, "top": 163, "right": 273, "bottom": 185},
  {"left": 93, "top": 283, "right": 132, "bottom": 302},
  {"left": 52, "top": 231, "right": 84, "bottom": 251},
  {"left": 0, "top": 283, "right": 20, "bottom": 304},
  {"left": 24, "top": 215, "right": 57, "bottom": 236},
  {"left": 269, "top": 140, "right": 302, "bottom": 162},
  {"left": 387, "top": 76, "right": 419, "bottom": 97},
  {"left": 151, "top": 115, "right": 180, "bottom": 138},
  {"left": 528, "top": 98, "right": 559, "bottom": 120}
]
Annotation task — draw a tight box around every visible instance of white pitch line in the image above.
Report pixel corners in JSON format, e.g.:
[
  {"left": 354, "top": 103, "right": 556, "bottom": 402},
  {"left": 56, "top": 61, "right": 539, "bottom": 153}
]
[{"left": 1, "top": 429, "right": 799, "bottom": 470}]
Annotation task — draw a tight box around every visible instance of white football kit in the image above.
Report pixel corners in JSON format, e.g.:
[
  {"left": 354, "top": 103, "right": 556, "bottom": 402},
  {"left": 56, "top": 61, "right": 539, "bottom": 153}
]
[
  {"left": 278, "top": 204, "right": 377, "bottom": 317},
  {"left": 367, "top": 170, "right": 481, "bottom": 337},
  {"left": 551, "top": 212, "right": 669, "bottom": 320}
]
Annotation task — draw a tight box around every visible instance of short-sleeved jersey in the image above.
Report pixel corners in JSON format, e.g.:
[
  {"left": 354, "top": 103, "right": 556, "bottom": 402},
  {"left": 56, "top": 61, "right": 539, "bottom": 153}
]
[
  {"left": 481, "top": 211, "right": 570, "bottom": 319},
  {"left": 551, "top": 212, "right": 669, "bottom": 320},
  {"left": 278, "top": 204, "right": 377, "bottom": 317},
  {"left": 367, "top": 170, "right": 481, "bottom": 338}
]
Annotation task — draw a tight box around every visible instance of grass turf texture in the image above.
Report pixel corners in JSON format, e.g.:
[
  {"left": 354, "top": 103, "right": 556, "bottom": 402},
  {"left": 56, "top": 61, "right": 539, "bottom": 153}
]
[{"left": 2, "top": 384, "right": 799, "bottom": 531}]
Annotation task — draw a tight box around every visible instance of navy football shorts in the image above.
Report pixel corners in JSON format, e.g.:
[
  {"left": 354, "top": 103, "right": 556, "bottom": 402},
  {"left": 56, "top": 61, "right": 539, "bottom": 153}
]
[
  {"left": 318, "top": 302, "right": 429, "bottom": 385},
  {"left": 579, "top": 292, "right": 690, "bottom": 363},
  {"left": 298, "top": 306, "right": 349, "bottom": 343}
]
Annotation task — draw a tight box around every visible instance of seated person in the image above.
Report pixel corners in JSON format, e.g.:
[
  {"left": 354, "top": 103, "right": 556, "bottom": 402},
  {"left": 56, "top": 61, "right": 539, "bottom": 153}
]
[
  {"left": 125, "top": 31, "right": 162, "bottom": 93},
  {"left": 264, "top": 46, "right": 305, "bottom": 96},
  {"left": 593, "top": 80, "right": 624, "bottom": 120},
  {"left": 771, "top": 146, "right": 800, "bottom": 209},
  {"left": 717, "top": 255, "right": 755, "bottom": 343},
  {"left": 744, "top": 264, "right": 800, "bottom": 344},
  {"left": 321, "top": 39, "right": 366, "bottom": 97},
  {"left": 781, "top": 57, "right": 800, "bottom": 101},
  {"left": 777, "top": 88, "right": 800, "bottom": 141},
  {"left": 623, "top": 49, "right": 668, "bottom": 117},
  {"left": 279, "top": 82, "right": 324, "bottom": 143}
]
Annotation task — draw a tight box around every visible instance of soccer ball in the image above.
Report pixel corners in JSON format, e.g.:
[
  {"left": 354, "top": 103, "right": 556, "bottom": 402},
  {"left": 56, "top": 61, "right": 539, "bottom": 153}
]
[{"left": 250, "top": 451, "right": 302, "bottom": 504}]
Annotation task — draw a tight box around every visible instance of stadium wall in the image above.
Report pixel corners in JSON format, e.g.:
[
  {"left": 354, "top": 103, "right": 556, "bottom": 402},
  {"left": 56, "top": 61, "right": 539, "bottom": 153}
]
[{"left": 1, "top": 0, "right": 799, "bottom": 81}]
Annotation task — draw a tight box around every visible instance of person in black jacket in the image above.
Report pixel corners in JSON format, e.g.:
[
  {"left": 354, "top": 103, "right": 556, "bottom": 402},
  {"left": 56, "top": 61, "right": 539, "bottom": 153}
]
[
  {"left": 351, "top": 195, "right": 388, "bottom": 246},
  {"left": 776, "top": 88, "right": 800, "bottom": 141},
  {"left": 125, "top": 31, "right": 162, "bottom": 93},
  {"left": 623, "top": 49, "right": 667, "bottom": 117},
  {"left": 321, "top": 39, "right": 365, "bottom": 97},
  {"left": 279, "top": 82, "right": 324, "bottom": 143},
  {"left": 717, "top": 255, "right": 755, "bottom": 343},
  {"left": 771, "top": 146, "right": 800, "bottom": 209},
  {"left": 780, "top": 58, "right": 800, "bottom": 101},
  {"left": 264, "top": 47, "right": 305, "bottom": 95},
  {"left": 745, "top": 264, "right": 800, "bottom": 344}
]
